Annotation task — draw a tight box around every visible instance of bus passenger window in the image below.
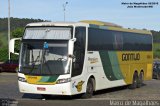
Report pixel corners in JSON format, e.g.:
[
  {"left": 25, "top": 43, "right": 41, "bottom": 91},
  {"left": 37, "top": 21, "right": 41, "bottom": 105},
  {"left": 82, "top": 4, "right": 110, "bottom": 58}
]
[{"left": 114, "top": 33, "right": 123, "bottom": 50}]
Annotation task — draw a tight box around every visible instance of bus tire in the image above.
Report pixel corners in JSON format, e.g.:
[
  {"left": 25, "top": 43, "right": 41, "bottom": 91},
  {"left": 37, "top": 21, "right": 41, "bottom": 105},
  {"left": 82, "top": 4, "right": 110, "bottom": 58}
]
[
  {"left": 137, "top": 71, "right": 144, "bottom": 88},
  {"left": 129, "top": 72, "right": 138, "bottom": 89},
  {"left": 81, "top": 78, "right": 94, "bottom": 99}
]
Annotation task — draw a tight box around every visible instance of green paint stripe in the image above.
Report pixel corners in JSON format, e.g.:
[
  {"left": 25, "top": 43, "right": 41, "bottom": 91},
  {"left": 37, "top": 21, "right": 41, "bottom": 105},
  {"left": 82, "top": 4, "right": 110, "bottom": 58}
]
[
  {"left": 108, "top": 52, "right": 124, "bottom": 80},
  {"left": 99, "top": 51, "right": 118, "bottom": 81},
  {"left": 39, "top": 75, "right": 59, "bottom": 82},
  {"left": 47, "top": 75, "right": 59, "bottom": 82},
  {"left": 39, "top": 76, "right": 50, "bottom": 82}
]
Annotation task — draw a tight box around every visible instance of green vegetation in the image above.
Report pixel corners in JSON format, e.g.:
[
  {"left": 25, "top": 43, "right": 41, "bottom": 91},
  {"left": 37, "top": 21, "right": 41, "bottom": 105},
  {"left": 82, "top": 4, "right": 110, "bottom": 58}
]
[
  {"left": 0, "top": 32, "right": 8, "bottom": 48},
  {"left": 153, "top": 43, "right": 160, "bottom": 59},
  {"left": 0, "top": 32, "right": 8, "bottom": 62},
  {"left": 151, "top": 30, "right": 160, "bottom": 59},
  {"left": 151, "top": 30, "right": 160, "bottom": 43},
  {"left": 0, "top": 17, "right": 48, "bottom": 32}
]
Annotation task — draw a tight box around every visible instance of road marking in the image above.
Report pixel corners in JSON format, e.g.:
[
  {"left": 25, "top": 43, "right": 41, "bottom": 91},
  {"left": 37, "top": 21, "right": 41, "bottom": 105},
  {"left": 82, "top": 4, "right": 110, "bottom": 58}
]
[{"left": 16, "top": 97, "right": 127, "bottom": 101}]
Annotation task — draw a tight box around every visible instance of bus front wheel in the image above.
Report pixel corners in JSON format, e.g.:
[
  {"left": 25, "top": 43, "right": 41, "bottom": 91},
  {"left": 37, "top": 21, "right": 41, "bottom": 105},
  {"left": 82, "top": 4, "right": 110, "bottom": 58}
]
[{"left": 81, "top": 78, "right": 94, "bottom": 98}]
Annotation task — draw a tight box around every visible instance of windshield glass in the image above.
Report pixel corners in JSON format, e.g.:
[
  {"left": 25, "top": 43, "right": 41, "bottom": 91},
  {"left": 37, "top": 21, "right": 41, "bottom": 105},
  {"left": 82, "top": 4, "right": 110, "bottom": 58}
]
[{"left": 20, "top": 41, "right": 70, "bottom": 75}]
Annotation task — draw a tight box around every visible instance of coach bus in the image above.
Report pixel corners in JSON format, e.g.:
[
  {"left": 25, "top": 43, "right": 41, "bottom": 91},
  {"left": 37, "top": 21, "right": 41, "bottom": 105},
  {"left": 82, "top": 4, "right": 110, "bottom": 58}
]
[{"left": 10, "top": 20, "right": 153, "bottom": 98}]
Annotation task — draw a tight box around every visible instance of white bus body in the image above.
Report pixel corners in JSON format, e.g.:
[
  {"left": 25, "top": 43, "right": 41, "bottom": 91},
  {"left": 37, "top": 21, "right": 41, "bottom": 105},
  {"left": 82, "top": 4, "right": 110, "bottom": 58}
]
[{"left": 11, "top": 21, "right": 152, "bottom": 98}]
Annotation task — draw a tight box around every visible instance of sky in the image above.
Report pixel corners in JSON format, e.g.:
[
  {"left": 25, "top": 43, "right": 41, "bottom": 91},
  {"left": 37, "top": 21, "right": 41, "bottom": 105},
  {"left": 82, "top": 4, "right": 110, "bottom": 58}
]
[{"left": 0, "top": 0, "right": 160, "bottom": 31}]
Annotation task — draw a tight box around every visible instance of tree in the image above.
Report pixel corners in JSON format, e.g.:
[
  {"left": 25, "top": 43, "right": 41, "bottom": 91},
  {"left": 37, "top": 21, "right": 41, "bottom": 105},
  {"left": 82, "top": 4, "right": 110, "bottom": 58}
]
[{"left": 11, "top": 27, "right": 24, "bottom": 38}]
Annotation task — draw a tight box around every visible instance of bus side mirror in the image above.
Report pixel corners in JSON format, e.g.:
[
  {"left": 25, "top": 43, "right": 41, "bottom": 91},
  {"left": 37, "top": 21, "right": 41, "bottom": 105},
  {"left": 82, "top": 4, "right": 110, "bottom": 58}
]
[{"left": 9, "top": 38, "right": 21, "bottom": 55}]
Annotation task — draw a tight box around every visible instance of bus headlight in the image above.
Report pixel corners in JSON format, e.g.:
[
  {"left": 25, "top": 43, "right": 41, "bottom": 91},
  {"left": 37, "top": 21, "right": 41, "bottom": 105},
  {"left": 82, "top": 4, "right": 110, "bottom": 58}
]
[
  {"left": 18, "top": 77, "right": 27, "bottom": 82},
  {"left": 56, "top": 78, "right": 71, "bottom": 84}
]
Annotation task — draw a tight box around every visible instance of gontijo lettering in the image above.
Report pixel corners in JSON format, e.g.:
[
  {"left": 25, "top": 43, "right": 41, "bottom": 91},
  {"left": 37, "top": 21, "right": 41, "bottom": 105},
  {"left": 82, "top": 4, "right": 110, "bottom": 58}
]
[{"left": 122, "top": 53, "right": 140, "bottom": 61}]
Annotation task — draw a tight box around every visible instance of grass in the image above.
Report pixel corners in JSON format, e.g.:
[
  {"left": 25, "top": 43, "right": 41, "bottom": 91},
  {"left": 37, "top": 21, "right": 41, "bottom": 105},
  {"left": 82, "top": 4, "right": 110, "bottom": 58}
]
[
  {"left": 153, "top": 43, "right": 160, "bottom": 50},
  {"left": 0, "top": 32, "right": 8, "bottom": 62}
]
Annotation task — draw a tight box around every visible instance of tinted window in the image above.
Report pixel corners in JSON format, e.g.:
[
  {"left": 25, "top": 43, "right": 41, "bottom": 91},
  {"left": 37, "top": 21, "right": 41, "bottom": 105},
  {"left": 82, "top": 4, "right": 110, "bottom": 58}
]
[
  {"left": 88, "top": 28, "right": 114, "bottom": 51},
  {"left": 114, "top": 32, "right": 123, "bottom": 50},
  {"left": 88, "top": 28, "right": 152, "bottom": 51},
  {"left": 123, "top": 32, "right": 152, "bottom": 51}
]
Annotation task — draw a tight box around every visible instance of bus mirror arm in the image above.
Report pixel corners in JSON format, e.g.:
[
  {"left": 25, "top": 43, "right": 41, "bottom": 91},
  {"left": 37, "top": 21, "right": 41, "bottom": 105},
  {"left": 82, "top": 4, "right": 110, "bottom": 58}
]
[
  {"left": 71, "top": 38, "right": 76, "bottom": 42},
  {"left": 68, "top": 54, "right": 75, "bottom": 59}
]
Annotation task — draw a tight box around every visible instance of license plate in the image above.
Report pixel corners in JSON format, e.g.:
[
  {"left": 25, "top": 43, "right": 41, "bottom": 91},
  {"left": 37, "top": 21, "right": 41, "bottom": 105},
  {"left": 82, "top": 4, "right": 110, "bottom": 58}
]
[{"left": 37, "top": 87, "right": 46, "bottom": 91}]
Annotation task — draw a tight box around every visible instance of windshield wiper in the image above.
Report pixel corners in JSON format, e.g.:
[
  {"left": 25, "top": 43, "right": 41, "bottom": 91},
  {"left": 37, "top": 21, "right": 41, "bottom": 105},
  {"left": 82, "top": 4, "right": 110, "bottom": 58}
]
[
  {"left": 28, "top": 50, "right": 41, "bottom": 74},
  {"left": 40, "top": 49, "right": 52, "bottom": 75}
]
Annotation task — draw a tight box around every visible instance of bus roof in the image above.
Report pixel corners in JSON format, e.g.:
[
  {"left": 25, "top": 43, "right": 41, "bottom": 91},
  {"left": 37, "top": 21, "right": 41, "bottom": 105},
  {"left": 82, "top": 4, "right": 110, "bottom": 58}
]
[
  {"left": 26, "top": 22, "right": 89, "bottom": 27},
  {"left": 80, "top": 20, "right": 123, "bottom": 28},
  {"left": 26, "top": 21, "right": 152, "bottom": 35},
  {"left": 81, "top": 20, "right": 152, "bottom": 35}
]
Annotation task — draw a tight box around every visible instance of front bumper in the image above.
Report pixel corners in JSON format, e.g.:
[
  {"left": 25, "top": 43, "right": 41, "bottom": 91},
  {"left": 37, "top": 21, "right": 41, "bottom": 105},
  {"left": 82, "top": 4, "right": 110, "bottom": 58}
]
[{"left": 18, "top": 81, "right": 72, "bottom": 95}]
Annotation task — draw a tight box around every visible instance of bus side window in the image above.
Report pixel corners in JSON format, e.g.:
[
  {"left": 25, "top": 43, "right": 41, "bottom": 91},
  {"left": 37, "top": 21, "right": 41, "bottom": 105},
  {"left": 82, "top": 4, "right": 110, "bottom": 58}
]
[
  {"left": 72, "top": 27, "right": 86, "bottom": 77},
  {"left": 114, "top": 32, "right": 123, "bottom": 50}
]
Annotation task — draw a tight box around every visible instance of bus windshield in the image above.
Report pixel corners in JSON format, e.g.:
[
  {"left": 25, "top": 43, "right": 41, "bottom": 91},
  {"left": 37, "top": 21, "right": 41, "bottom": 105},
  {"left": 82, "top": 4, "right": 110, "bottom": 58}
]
[{"left": 20, "top": 41, "right": 70, "bottom": 75}]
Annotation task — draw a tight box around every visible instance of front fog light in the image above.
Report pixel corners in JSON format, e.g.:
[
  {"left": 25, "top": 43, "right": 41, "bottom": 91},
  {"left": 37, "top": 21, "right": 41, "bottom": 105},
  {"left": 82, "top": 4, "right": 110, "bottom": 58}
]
[{"left": 56, "top": 78, "right": 71, "bottom": 84}]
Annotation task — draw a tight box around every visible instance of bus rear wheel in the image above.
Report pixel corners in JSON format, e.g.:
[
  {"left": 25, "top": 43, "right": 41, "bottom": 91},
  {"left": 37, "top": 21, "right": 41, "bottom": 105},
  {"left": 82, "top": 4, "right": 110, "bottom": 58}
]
[
  {"left": 129, "top": 72, "right": 138, "bottom": 89},
  {"left": 81, "top": 78, "right": 94, "bottom": 98},
  {"left": 137, "top": 72, "right": 144, "bottom": 88}
]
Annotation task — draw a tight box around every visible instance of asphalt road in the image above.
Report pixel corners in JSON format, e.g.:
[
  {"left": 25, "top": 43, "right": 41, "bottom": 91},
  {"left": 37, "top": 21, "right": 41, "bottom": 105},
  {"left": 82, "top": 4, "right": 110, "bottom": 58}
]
[{"left": 0, "top": 72, "right": 160, "bottom": 106}]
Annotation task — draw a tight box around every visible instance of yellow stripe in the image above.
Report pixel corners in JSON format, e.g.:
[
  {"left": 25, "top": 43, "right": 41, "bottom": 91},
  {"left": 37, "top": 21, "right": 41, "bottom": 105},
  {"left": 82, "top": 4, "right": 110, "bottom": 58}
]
[
  {"left": 81, "top": 20, "right": 106, "bottom": 26},
  {"left": 25, "top": 75, "right": 57, "bottom": 85},
  {"left": 80, "top": 20, "right": 152, "bottom": 35},
  {"left": 107, "top": 26, "right": 152, "bottom": 35}
]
